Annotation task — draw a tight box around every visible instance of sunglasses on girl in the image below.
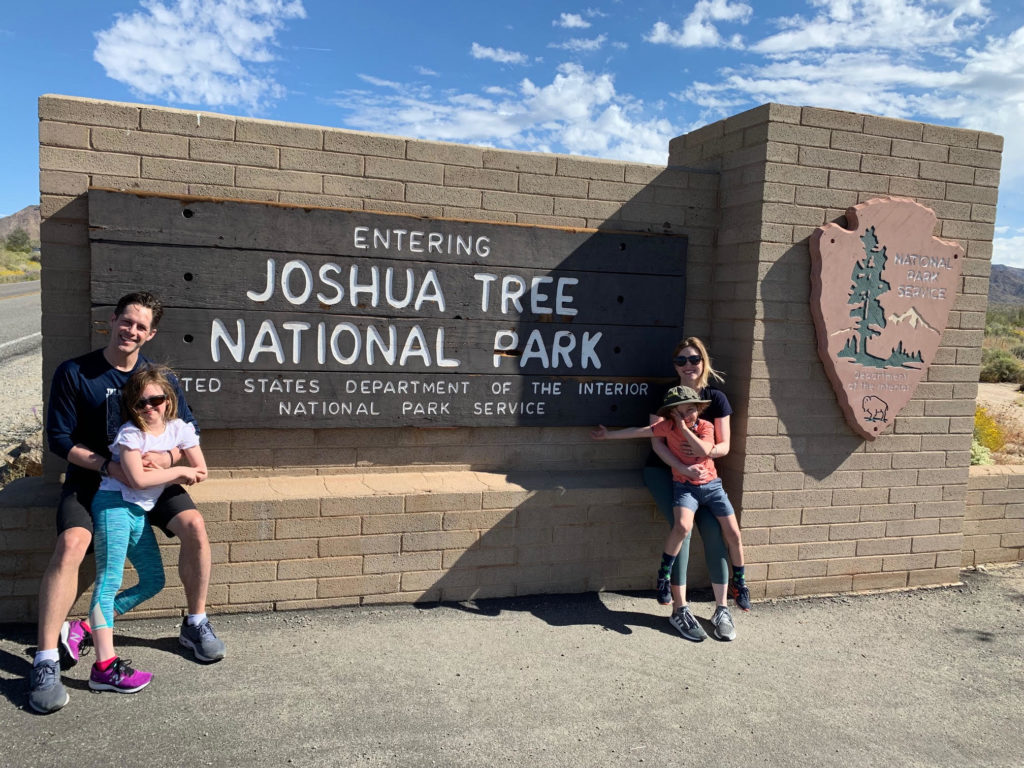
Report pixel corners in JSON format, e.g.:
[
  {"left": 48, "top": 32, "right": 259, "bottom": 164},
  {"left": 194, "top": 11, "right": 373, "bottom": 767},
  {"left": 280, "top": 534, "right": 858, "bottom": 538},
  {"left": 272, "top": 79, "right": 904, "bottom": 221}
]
[
  {"left": 673, "top": 355, "right": 702, "bottom": 366},
  {"left": 135, "top": 394, "right": 168, "bottom": 411}
]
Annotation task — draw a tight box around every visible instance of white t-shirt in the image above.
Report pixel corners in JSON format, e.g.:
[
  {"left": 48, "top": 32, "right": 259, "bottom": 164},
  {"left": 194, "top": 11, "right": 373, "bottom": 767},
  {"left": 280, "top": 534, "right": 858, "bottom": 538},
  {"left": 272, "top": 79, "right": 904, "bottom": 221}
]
[{"left": 99, "top": 418, "right": 200, "bottom": 511}]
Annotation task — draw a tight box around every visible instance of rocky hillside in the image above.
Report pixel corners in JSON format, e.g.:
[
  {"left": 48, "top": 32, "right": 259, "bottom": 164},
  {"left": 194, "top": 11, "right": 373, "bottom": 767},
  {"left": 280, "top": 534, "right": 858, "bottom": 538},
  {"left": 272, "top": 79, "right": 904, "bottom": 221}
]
[
  {"left": 989, "top": 264, "right": 1024, "bottom": 306},
  {"left": 0, "top": 205, "right": 40, "bottom": 242}
]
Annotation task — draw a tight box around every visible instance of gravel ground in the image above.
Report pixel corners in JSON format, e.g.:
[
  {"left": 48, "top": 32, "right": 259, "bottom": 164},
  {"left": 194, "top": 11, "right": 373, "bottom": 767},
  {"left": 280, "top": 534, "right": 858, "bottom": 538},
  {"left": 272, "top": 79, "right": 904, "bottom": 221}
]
[{"left": 0, "top": 349, "right": 42, "bottom": 453}]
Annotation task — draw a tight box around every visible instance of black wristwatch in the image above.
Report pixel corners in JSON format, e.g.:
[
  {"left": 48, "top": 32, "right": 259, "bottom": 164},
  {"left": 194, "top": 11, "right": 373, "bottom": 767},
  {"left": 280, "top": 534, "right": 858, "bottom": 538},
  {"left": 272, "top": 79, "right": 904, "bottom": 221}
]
[{"left": 99, "top": 459, "right": 111, "bottom": 477}]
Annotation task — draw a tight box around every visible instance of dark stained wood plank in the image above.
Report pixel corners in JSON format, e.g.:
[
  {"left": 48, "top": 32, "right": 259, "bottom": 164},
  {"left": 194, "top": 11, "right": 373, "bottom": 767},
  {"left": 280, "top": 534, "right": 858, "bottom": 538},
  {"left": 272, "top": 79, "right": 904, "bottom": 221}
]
[
  {"left": 88, "top": 189, "right": 687, "bottom": 275},
  {"left": 90, "top": 243, "right": 685, "bottom": 327}
]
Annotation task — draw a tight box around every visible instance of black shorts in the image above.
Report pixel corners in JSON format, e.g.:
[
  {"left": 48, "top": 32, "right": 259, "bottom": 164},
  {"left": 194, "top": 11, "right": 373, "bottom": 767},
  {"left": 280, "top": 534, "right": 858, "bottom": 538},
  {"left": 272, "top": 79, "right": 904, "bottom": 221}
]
[{"left": 57, "top": 477, "right": 196, "bottom": 538}]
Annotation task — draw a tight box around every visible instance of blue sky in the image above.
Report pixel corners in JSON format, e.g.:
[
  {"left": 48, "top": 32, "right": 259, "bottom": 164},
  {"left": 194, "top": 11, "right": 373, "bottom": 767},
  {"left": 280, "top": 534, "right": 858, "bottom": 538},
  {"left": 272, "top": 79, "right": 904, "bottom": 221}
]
[{"left": 4, "top": 0, "right": 1024, "bottom": 267}]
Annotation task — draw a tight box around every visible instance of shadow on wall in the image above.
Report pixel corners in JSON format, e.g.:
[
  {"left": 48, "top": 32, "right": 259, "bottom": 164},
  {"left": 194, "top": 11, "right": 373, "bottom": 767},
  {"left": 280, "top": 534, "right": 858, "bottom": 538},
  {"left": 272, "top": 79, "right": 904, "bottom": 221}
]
[
  {"left": 761, "top": 232, "right": 862, "bottom": 481},
  {"left": 407, "top": 166, "right": 726, "bottom": 606}
]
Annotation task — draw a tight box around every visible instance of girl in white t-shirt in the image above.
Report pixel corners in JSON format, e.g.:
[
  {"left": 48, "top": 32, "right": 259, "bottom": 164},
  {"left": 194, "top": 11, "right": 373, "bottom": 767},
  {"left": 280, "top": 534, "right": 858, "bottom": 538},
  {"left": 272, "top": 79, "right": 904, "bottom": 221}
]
[{"left": 88, "top": 367, "right": 207, "bottom": 694}]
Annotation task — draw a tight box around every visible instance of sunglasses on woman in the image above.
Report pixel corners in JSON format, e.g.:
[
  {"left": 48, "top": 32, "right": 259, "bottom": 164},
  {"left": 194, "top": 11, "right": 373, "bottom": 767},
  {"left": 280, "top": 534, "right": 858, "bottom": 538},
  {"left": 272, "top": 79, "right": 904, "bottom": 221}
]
[
  {"left": 672, "top": 355, "right": 702, "bottom": 366},
  {"left": 135, "top": 394, "right": 168, "bottom": 411}
]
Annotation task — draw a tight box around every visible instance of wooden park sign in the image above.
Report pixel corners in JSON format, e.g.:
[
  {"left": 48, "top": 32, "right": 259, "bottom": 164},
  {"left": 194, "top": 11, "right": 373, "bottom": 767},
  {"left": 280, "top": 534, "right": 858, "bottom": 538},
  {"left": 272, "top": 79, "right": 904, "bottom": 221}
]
[
  {"left": 88, "top": 190, "right": 686, "bottom": 428},
  {"left": 810, "top": 197, "right": 963, "bottom": 439}
]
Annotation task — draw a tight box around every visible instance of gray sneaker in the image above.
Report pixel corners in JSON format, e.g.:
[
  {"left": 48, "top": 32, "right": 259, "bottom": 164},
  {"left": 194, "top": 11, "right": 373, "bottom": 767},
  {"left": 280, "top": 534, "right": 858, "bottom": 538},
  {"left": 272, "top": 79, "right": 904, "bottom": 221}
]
[
  {"left": 179, "top": 618, "right": 226, "bottom": 662},
  {"left": 711, "top": 605, "right": 736, "bottom": 641},
  {"left": 29, "top": 660, "right": 69, "bottom": 714},
  {"left": 669, "top": 605, "right": 708, "bottom": 642}
]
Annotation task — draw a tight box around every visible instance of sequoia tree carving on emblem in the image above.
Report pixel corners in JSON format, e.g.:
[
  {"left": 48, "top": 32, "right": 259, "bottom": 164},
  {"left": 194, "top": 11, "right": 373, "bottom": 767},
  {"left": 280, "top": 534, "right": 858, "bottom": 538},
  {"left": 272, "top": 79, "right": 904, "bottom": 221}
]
[{"left": 810, "top": 197, "right": 964, "bottom": 440}]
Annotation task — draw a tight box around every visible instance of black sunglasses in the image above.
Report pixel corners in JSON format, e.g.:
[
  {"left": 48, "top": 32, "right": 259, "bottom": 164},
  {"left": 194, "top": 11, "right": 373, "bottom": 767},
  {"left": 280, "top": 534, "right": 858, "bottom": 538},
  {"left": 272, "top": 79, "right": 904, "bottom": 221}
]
[
  {"left": 135, "top": 394, "right": 168, "bottom": 411},
  {"left": 673, "top": 355, "right": 702, "bottom": 366}
]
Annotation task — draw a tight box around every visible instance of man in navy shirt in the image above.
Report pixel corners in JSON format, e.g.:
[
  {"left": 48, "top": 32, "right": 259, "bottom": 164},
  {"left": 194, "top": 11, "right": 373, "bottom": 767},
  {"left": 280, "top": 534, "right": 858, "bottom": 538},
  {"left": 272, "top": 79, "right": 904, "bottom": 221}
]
[{"left": 29, "top": 291, "right": 225, "bottom": 714}]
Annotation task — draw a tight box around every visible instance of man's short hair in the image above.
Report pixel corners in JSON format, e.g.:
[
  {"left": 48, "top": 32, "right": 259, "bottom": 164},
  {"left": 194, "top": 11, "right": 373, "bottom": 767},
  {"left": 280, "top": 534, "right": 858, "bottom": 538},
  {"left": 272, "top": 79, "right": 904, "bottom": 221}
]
[{"left": 114, "top": 291, "right": 164, "bottom": 328}]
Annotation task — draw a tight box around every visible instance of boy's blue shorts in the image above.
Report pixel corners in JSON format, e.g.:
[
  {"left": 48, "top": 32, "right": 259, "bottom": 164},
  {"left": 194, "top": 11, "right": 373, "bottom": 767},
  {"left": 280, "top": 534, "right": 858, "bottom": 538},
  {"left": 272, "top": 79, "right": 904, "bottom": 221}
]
[{"left": 672, "top": 478, "right": 734, "bottom": 517}]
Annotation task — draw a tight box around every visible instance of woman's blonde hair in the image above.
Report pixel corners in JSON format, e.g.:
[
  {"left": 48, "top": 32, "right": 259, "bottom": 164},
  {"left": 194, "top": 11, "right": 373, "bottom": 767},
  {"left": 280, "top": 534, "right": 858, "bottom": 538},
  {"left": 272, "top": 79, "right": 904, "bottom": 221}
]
[
  {"left": 120, "top": 366, "right": 179, "bottom": 431},
  {"left": 673, "top": 336, "right": 725, "bottom": 391}
]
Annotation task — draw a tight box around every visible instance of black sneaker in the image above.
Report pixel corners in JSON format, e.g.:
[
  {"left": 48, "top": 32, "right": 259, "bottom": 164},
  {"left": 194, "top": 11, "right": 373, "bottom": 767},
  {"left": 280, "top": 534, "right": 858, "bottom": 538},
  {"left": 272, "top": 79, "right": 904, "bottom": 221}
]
[
  {"left": 669, "top": 606, "right": 707, "bottom": 642},
  {"left": 29, "top": 659, "right": 69, "bottom": 714},
  {"left": 730, "top": 580, "right": 752, "bottom": 612},
  {"left": 655, "top": 576, "right": 672, "bottom": 605}
]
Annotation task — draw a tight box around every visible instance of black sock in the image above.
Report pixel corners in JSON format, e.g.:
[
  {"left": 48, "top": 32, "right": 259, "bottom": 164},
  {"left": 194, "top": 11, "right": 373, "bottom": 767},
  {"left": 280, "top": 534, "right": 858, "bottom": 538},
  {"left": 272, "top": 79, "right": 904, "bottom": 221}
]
[
  {"left": 659, "top": 552, "right": 676, "bottom": 579},
  {"left": 732, "top": 565, "right": 746, "bottom": 583}
]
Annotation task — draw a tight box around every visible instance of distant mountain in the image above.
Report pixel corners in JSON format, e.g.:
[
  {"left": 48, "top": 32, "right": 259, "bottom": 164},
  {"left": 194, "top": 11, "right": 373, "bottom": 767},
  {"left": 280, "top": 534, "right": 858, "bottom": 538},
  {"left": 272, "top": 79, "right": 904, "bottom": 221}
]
[
  {"left": 0, "top": 205, "right": 40, "bottom": 242},
  {"left": 989, "top": 264, "right": 1024, "bottom": 306}
]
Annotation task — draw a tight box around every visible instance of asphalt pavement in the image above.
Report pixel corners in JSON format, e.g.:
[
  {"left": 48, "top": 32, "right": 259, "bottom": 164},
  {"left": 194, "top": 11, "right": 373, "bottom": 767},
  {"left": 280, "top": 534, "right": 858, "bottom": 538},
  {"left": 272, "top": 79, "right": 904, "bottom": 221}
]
[{"left": 1, "top": 563, "right": 1021, "bottom": 767}]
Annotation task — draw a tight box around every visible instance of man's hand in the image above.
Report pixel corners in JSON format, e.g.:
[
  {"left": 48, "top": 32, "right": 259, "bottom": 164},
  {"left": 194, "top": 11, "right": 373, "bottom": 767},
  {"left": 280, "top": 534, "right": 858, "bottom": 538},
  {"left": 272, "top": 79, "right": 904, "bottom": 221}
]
[{"left": 591, "top": 425, "right": 609, "bottom": 440}]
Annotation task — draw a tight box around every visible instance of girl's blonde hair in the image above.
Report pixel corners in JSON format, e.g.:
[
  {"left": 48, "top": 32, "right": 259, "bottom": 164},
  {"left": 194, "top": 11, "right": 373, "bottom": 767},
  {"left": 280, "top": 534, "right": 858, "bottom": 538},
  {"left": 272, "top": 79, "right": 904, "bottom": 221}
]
[
  {"left": 121, "top": 366, "right": 179, "bottom": 431},
  {"left": 673, "top": 336, "right": 725, "bottom": 391}
]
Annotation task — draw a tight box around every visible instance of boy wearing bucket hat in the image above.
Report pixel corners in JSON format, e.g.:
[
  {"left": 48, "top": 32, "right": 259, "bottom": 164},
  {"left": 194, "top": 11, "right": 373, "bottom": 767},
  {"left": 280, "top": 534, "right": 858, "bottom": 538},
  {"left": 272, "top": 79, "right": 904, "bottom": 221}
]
[{"left": 592, "top": 385, "right": 746, "bottom": 641}]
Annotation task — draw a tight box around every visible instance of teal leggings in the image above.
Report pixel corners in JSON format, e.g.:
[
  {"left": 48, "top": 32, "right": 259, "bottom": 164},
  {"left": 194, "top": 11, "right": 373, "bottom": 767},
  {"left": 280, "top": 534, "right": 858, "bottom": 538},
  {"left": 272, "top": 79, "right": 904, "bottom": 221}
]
[
  {"left": 89, "top": 491, "right": 166, "bottom": 630},
  {"left": 642, "top": 465, "right": 730, "bottom": 586}
]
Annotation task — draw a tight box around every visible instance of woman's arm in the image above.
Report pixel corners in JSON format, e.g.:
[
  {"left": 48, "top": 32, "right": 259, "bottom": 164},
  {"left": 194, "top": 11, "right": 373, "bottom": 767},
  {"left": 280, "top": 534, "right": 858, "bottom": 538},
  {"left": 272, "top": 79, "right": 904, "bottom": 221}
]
[
  {"left": 709, "top": 414, "right": 731, "bottom": 459},
  {"left": 592, "top": 424, "right": 656, "bottom": 441}
]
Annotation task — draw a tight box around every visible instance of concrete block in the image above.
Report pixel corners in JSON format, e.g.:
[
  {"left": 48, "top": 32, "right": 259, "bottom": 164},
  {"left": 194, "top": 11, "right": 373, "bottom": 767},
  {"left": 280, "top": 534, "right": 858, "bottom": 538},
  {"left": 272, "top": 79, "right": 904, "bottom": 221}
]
[
  {"left": 860, "top": 154, "right": 919, "bottom": 178},
  {"left": 407, "top": 140, "right": 482, "bottom": 167},
  {"left": 236, "top": 118, "right": 323, "bottom": 149},
  {"left": 852, "top": 571, "right": 909, "bottom": 591},
  {"left": 39, "top": 95, "right": 139, "bottom": 129},
  {"left": 229, "top": 539, "right": 318, "bottom": 562},
  {"left": 141, "top": 156, "right": 232, "bottom": 185},
  {"left": 921, "top": 124, "right": 978, "bottom": 148},
  {"left": 366, "top": 156, "right": 443, "bottom": 184},
  {"left": 40, "top": 146, "right": 139, "bottom": 177},
  {"left": 277, "top": 556, "right": 362, "bottom": 580},
  {"left": 919, "top": 161, "right": 974, "bottom": 184},
  {"left": 324, "top": 175, "right": 405, "bottom": 201},
  {"left": 235, "top": 166, "right": 321, "bottom": 193},
  {"left": 229, "top": 579, "right": 317, "bottom": 604},
  {"left": 190, "top": 137, "right": 278, "bottom": 168},
  {"left": 827, "top": 169, "right": 890, "bottom": 193},
  {"left": 92, "top": 127, "right": 189, "bottom": 159},
  {"left": 39, "top": 121, "right": 90, "bottom": 149},
  {"left": 483, "top": 150, "right": 556, "bottom": 174},
  {"left": 364, "top": 551, "right": 443, "bottom": 574},
  {"left": 556, "top": 156, "right": 625, "bottom": 181},
  {"left": 140, "top": 107, "right": 236, "bottom": 138},
  {"left": 317, "top": 573, "right": 401, "bottom": 598},
  {"left": 406, "top": 183, "right": 481, "bottom": 208},
  {"left": 362, "top": 513, "right": 443, "bottom": 535},
  {"left": 319, "top": 533, "right": 401, "bottom": 557},
  {"left": 517, "top": 173, "right": 588, "bottom": 198},
  {"left": 907, "top": 566, "right": 961, "bottom": 587},
  {"left": 483, "top": 190, "right": 553, "bottom": 215},
  {"left": 276, "top": 516, "right": 361, "bottom": 539}
]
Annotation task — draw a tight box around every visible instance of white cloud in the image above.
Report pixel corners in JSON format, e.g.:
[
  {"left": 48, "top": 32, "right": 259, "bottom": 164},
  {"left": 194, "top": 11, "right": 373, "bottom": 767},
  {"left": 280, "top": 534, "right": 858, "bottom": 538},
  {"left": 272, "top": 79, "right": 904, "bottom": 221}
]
[
  {"left": 470, "top": 42, "right": 530, "bottom": 65},
  {"left": 751, "top": 0, "right": 989, "bottom": 54},
  {"left": 549, "top": 34, "right": 607, "bottom": 52},
  {"left": 93, "top": 0, "right": 306, "bottom": 110},
  {"left": 330, "top": 63, "right": 675, "bottom": 165},
  {"left": 645, "top": 0, "right": 753, "bottom": 48},
  {"left": 993, "top": 234, "right": 1024, "bottom": 268},
  {"left": 554, "top": 13, "right": 590, "bottom": 29},
  {"left": 416, "top": 65, "right": 439, "bottom": 77}
]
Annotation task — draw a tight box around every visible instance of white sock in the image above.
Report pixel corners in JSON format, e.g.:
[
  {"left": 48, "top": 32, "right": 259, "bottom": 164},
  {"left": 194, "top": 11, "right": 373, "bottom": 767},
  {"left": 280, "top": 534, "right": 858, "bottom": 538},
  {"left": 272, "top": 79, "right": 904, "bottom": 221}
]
[
  {"left": 187, "top": 613, "right": 207, "bottom": 627},
  {"left": 34, "top": 649, "right": 60, "bottom": 666}
]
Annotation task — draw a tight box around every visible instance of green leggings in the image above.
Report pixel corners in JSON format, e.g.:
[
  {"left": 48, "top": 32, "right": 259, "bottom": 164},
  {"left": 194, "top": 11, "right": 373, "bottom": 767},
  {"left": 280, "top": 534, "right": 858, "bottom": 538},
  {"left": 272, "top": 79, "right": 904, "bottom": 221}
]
[{"left": 642, "top": 465, "right": 730, "bottom": 586}]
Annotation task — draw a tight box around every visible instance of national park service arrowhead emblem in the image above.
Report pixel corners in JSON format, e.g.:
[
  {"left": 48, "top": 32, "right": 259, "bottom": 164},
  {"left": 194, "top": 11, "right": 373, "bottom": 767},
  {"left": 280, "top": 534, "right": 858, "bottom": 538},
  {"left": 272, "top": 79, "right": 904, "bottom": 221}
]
[{"left": 810, "top": 197, "right": 963, "bottom": 440}]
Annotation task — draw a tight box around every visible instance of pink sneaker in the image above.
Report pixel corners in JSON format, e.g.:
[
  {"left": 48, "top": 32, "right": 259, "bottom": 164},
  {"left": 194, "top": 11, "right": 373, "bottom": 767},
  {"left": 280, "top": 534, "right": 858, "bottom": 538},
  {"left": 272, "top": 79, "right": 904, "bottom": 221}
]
[
  {"left": 58, "top": 620, "right": 91, "bottom": 668},
  {"left": 88, "top": 658, "right": 153, "bottom": 693}
]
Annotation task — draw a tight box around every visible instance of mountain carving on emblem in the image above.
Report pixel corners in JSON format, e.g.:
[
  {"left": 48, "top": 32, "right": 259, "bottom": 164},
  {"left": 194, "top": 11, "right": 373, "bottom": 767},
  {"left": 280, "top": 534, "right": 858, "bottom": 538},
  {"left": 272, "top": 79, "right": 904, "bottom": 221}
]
[{"left": 886, "top": 307, "right": 937, "bottom": 334}]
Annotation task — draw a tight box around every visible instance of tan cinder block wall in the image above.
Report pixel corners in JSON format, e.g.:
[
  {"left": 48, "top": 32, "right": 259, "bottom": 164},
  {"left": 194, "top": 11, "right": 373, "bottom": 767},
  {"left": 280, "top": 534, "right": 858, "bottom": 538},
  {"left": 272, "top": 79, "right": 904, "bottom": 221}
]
[
  {"left": 964, "top": 466, "right": 1024, "bottom": 566},
  {"left": 670, "top": 103, "right": 1003, "bottom": 597},
  {"left": 1, "top": 94, "right": 1011, "bottom": 622}
]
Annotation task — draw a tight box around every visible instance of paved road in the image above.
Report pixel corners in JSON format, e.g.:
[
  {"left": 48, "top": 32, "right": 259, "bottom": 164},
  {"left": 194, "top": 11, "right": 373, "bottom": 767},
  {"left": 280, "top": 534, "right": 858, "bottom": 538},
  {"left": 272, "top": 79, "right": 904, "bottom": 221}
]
[
  {"left": 0, "top": 564, "right": 1021, "bottom": 767},
  {"left": 0, "top": 282, "right": 41, "bottom": 362}
]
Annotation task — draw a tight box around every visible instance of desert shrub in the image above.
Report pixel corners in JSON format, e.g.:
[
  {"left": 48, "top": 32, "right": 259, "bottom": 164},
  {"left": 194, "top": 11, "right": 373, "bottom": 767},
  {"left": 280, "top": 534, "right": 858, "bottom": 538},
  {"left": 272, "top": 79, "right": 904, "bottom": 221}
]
[
  {"left": 979, "top": 349, "right": 1024, "bottom": 383},
  {"left": 970, "top": 439, "right": 993, "bottom": 465},
  {"left": 974, "top": 406, "right": 1005, "bottom": 452}
]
